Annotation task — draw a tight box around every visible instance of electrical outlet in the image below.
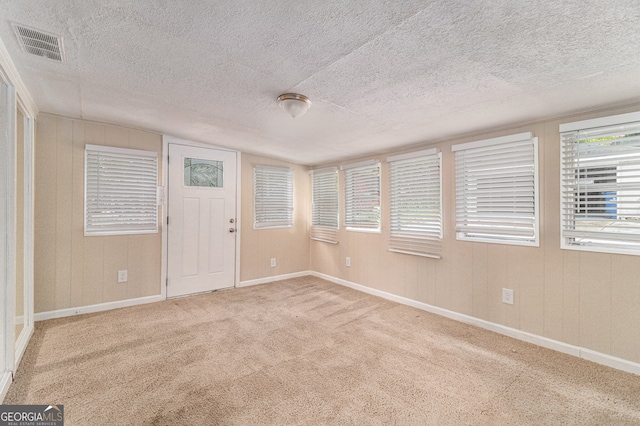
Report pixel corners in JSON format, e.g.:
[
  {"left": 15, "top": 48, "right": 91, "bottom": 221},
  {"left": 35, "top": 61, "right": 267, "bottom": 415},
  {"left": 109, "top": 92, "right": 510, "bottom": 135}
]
[
  {"left": 270, "top": 258, "right": 276, "bottom": 268},
  {"left": 502, "top": 288, "right": 514, "bottom": 305},
  {"left": 118, "top": 270, "right": 128, "bottom": 283},
  {"left": 346, "top": 257, "right": 351, "bottom": 267}
]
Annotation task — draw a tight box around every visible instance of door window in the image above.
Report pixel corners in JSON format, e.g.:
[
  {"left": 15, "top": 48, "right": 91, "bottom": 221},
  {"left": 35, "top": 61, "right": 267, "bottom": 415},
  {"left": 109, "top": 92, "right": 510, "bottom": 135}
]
[{"left": 184, "top": 158, "right": 223, "bottom": 188}]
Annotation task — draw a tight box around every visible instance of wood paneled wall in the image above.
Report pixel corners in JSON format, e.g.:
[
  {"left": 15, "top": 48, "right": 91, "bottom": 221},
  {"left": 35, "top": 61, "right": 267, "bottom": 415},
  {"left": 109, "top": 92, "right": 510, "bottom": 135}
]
[
  {"left": 311, "top": 104, "right": 640, "bottom": 364},
  {"left": 240, "top": 153, "right": 310, "bottom": 282},
  {"left": 34, "top": 115, "right": 162, "bottom": 312}
]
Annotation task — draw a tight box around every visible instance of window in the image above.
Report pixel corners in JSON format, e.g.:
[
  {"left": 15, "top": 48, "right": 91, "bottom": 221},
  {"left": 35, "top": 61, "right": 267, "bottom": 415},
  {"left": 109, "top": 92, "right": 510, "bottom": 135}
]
[
  {"left": 388, "top": 149, "right": 442, "bottom": 258},
  {"left": 254, "top": 165, "right": 293, "bottom": 228},
  {"left": 342, "top": 160, "right": 381, "bottom": 232},
  {"left": 453, "top": 132, "right": 538, "bottom": 246},
  {"left": 560, "top": 112, "right": 640, "bottom": 255},
  {"left": 311, "top": 167, "right": 339, "bottom": 243},
  {"left": 184, "top": 158, "right": 223, "bottom": 187},
  {"left": 85, "top": 144, "right": 158, "bottom": 236}
]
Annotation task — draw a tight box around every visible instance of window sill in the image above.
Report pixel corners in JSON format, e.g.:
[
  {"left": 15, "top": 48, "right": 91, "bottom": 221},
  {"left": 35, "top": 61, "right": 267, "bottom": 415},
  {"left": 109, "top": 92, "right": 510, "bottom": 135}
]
[{"left": 346, "top": 227, "right": 381, "bottom": 234}]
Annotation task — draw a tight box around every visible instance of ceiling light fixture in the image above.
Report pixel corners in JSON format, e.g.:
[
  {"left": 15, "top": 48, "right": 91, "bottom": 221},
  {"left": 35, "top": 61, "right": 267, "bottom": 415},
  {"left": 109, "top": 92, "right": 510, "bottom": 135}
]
[{"left": 277, "top": 93, "right": 311, "bottom": 118}]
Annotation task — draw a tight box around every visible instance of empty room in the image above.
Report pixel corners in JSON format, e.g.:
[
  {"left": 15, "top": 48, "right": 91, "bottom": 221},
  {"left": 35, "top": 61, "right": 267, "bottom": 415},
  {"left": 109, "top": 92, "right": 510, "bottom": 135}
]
[{"left": 1, "top": 1, "right": 640, "bottom": 424}]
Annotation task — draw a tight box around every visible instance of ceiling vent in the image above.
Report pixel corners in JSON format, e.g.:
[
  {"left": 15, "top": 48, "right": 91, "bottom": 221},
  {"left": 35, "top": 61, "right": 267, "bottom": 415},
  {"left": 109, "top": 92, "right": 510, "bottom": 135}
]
[{"left": 11, "top": 23, "right": 65, "bottom": 63}]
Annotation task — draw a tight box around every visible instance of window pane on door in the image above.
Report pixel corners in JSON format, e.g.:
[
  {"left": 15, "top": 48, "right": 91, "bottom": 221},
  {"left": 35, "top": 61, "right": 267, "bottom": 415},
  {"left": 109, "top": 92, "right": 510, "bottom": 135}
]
[{"left": 184, "top": 158, "right": 223, "bottom": 188}]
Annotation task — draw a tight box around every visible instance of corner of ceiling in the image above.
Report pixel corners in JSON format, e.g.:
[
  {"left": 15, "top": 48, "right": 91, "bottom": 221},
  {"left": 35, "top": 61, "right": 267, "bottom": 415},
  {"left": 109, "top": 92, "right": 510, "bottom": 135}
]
[{"left": 0, "top": 35, "right": 39, "bottom": 117}]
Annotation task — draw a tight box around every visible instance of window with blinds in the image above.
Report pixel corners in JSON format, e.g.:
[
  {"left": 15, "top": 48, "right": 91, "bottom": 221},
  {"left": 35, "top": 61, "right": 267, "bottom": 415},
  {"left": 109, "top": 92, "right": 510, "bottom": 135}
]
[
  {"left": 388, "top": 149, "right": 442, "bottom": 258},
  {"left": 342, "top": 160, "right": 381, "bottom": 231},
  {"left": 560, "top": 112, "right": 640, "bottom": 255},
  {"left": 84, "top": 144, "right": 158, "bottom": 236},
  {"left": 453, "top": 132, "right": 538, "bottom": 246},
  {"left": 254, "top": 165, "right": 293, "bottom": 229},
  {"left": 311, "top": 167, "right": 339, "bottom": 243}
]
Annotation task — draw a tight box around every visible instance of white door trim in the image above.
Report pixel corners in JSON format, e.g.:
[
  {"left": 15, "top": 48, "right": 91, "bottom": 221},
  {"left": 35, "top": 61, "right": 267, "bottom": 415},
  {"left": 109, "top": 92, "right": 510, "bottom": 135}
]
[
  {"left": 14, "top": 97, "right": 35, "bottom": 371},
  {"left": 161, "top": 135, "right": 242, "bottom": 299},
  {"left": 0, "top": 42, "right": 37, "bottom": 395},
  {"left": 0, "top": 72, "right": 16, "bottom": 386}
]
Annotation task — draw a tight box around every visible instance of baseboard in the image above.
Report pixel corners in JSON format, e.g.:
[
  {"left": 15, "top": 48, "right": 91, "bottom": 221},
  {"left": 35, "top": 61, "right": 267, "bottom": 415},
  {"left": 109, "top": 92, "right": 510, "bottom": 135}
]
[
  {"left": 238, "top": 271, "right": 313, "bottom": 288},
  {"left": 34, "top": 295, "right": 165, "bottom": 322},
  {"left": 0, "top": 372, "right": 11, "bottom": 404},
  {"left": 14, "top": 324, "right": 33, "bottom": 371},
  {"left": 310, "top": 271, "right": 640, "bottom": 376}
]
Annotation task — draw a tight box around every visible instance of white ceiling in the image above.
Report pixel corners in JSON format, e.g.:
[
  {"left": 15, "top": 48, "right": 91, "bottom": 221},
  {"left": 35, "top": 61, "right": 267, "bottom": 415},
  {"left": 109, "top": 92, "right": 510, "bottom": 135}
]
[{"left": 2, "top": 1, "right": 640, "bottom": 165}]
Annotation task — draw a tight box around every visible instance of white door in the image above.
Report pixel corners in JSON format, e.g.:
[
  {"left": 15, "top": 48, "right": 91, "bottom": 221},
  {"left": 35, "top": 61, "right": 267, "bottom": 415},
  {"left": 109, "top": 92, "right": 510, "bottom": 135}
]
[{"left": 167, "top": 144, "right": 237, "bottom": 297}]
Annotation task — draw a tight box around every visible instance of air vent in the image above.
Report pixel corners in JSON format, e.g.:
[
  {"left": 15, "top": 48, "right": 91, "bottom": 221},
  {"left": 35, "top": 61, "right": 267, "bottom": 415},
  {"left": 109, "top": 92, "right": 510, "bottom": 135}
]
[{"left": 12, "top": 23, "right": 65, "bottom": 63}]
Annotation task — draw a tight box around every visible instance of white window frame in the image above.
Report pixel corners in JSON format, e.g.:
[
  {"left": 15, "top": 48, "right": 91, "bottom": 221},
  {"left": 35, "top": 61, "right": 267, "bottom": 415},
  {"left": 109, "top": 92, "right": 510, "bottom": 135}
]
[
  {"left": 560, "top": 111, "right": 640, "bottom": 256},
  {"left": 342, "top": 160, "right": 381, "bottom": 233},
  {"left": 387, "top": 148, "right": 442, "bottom": 258},
  {"left": 311, "top": 167, "right": 339, "bottom": 243},
  {"left": 452, "top": 132, "right": 539, "bottom": 246},
  {"left": 84, "top": 144, "right": 159, "bottom": 236},
  {"left": 253, "top": 165, "right": 293, "bottom": 229}
]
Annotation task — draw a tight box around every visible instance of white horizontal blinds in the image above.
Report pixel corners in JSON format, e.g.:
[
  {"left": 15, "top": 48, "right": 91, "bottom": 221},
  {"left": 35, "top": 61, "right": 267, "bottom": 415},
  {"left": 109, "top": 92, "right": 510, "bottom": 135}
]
[
  {"left": 254, "top": 165, "right": 293, "bottom": 228},
  {"left": 311, "top": 168, "right": 339, "bottom": 243},
  {"left": 343, "top": 161, "right": 381, "bottom": 230},
  {"left": 388, "top": 150, "right": 442, "bottom": 258},
  {"left": 561, "top": 120, "right": 640, "bottom": 254},
  {"left": 85, "top": 145, "right": 158, "bottom": 236},
  {"left": 454, "top": 134, "right": 538, "bottom": 245}
]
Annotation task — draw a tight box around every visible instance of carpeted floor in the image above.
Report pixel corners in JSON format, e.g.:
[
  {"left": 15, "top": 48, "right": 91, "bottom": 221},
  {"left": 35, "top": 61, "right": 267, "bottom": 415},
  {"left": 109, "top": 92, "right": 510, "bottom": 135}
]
[{"left": 4, "top": 276, "right": 640, "bottom": 425}]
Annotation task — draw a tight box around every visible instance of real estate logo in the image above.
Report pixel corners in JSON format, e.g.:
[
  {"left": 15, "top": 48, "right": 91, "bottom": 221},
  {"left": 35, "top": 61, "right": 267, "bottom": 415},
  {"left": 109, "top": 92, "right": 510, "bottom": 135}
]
[{"left": 0, "top": 405, "right": 64, "bottom": 426}]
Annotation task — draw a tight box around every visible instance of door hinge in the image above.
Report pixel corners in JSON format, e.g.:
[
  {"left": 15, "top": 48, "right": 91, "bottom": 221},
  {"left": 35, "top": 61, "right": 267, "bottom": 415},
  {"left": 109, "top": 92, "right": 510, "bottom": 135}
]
[
  {"left": 166, "top": 278, "right": 168, "bottom": 287},
  {"left": 167, "top": 216, "right": 169, "bottom": 225}
]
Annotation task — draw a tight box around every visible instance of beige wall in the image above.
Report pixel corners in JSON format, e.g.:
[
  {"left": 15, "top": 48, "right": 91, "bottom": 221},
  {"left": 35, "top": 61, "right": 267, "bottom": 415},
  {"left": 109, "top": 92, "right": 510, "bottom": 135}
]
[
  {"left": 33, "top": 105, "right": 640, "bottom": 366},
  {"left": 34, "top": 115, "right": 162, "bottom": 313},
  {"left": 34, "top": 116, "right": 311, "bottom": 313},
  {"left": 311, "top": 103, "right": 640, "bottom": 365},
  {"left": 240, "top": 153, "right": 310, "bottom": 282}
]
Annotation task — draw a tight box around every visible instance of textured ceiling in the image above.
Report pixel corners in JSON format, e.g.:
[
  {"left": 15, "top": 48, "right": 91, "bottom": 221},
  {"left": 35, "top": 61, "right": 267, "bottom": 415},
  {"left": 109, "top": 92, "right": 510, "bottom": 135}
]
[{"left": 2, "top": 1, "right": 640, "bottom": 165}]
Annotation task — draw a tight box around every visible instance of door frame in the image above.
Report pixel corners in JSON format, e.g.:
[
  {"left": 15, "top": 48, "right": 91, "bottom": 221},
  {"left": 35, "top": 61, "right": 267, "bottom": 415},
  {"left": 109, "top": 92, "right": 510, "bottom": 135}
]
[
  {"left": 161, "top": 135, "right": 242, "bottom": 300},
  {"left": 0, "top": 45, "right": 37, "bottom": 402}
]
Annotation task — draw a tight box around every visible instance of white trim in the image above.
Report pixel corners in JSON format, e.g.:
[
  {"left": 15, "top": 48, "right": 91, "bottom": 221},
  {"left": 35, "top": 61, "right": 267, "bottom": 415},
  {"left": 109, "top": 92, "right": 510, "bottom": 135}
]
[
  {"left": 455, "top": 235, "right": 540, "bottom": 247},
  {"left": 310, "top": 271, "right": 640, "bottom": 376},
  {"left": 346, "top": 227, "right": 382, "bottom": 234},
  {"left": 388, "top": 248, "right": 441, "bottom": 259},
  {"left": 559, "top": 111, "right": 640, "bottom": 133},
  {"left": 0, "top": 372, "right": 11, "bottom": 403},
  {"left": 2, "top": 82, "right": 17, "bottom": 378},
  {"left": 0, "top": 47, "right": 37, "bottom": 392},
  {"left": 560, "top": 241, "right": 640, "bottom": 256},
  {"left": 386, "top": 148, "right": 439, "bottom": 163},
  {"left": 0, "top": 37, "right": 37, "bottom": 117},
  {"left": 340, "top": 159, "right": 377, "bottom": 170},
  {"left": 162, "top": 135, "right": 242, "bottom": 295},
  {"left": 18, "top": 102, "right": 35, "bottom": 357},
  {"left": 451, "top": 132, "right": 532, "bottom": 152},
  {"left": 14, "top": 324, "right": 32, "bottom": 371},
  {"left": 34, "top": 295, "right": 165, "bottom": 322},
  {"left": 161, "top": 138, "right": 169, "bottom": 299},
  {"left": 235, "top": 152, "right": 242, "bottom": 288},
  {"left": 310, "top": 238, "right": 338, "bottom": 244},
  {"left": 310, "top": 166, "right": 337, "bottom": 175},
  {"left": 85, "top": 143, "right": 157, "bottom": 157},
  {"left": 238, "top": 271, "right": 312, "bottom": 288},
  {"left": 163, "top": 134, "right": 239, "bottom": 152}
]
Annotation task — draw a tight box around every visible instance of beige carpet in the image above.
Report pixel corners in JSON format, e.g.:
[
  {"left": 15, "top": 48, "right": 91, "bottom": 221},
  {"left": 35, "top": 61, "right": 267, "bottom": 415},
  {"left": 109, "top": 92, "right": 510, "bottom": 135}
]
[{"left": 5, "top": 276, "right": 640, "bottom": 425}]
